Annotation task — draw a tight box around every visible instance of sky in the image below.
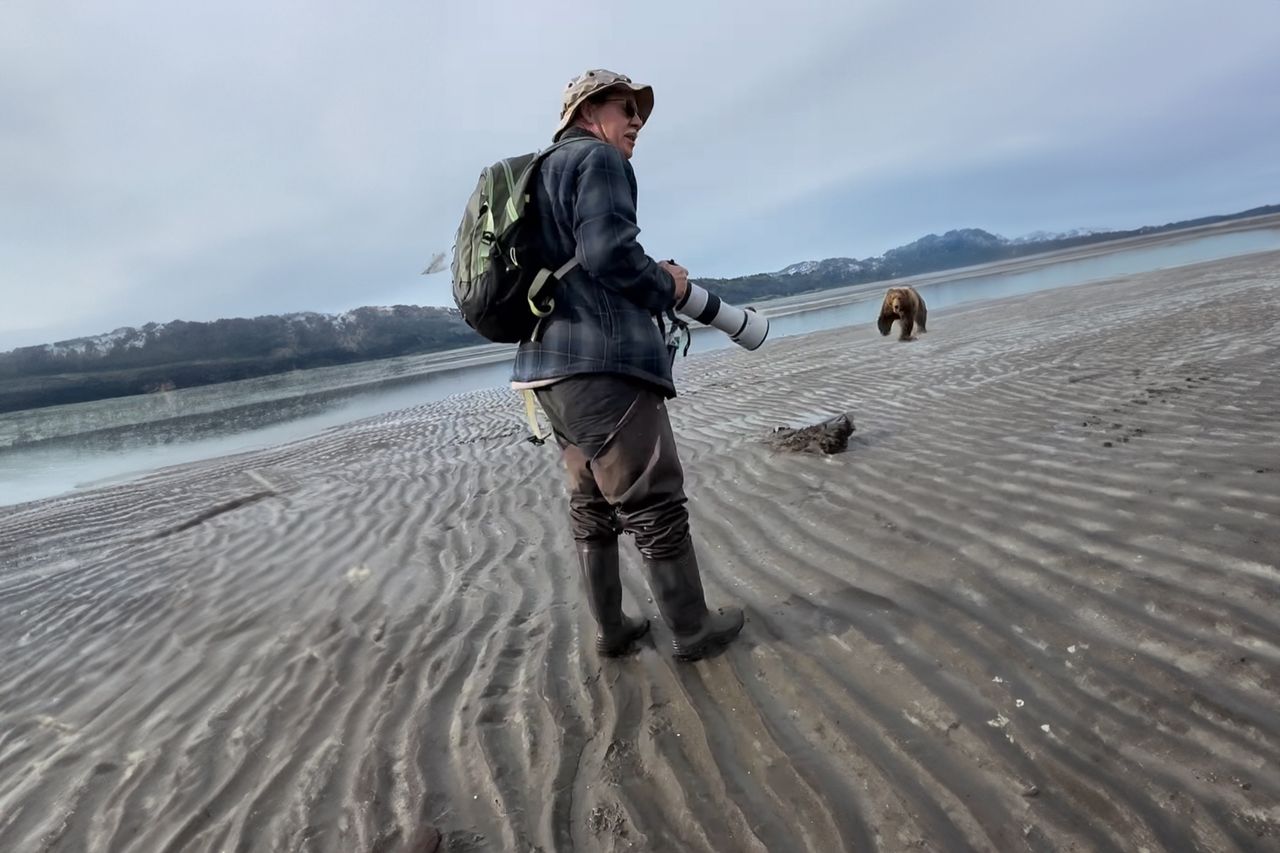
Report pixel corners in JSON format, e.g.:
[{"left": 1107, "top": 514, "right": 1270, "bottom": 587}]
[{"left": 2, "top": 0, "right": 1278, "bottom": 351}]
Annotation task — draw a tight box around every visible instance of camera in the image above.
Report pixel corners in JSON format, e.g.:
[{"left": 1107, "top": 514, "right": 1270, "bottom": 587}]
[{"left": 675, "top": 282, "right": 769, "bottom": 351}]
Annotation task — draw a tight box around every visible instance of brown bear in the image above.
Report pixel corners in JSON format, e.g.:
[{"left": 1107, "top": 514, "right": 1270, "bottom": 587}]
[{"left": 877, "top": 286, "right": 928, "bottom": 341}]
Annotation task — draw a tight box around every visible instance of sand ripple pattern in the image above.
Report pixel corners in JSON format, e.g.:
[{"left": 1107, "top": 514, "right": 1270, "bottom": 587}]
[{"left": 2, "top": 252, "right": 1279, "bottom": 851}]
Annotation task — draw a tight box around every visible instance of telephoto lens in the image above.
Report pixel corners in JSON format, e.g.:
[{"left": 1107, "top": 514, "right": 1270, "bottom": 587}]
[{"left": 674, "top": 282, "right": 769, "bottom": 350}]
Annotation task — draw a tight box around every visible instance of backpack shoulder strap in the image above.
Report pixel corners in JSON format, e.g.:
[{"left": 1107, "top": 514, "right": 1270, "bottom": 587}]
[
  {"left": 519, "top": 136, "right": 601, "bottom": 311},
  {"left": 526, "top": 256, "right": 580, "bottom": 317},
  {"left": 513, "top": 135, "right": 603, "bottom": 194}
]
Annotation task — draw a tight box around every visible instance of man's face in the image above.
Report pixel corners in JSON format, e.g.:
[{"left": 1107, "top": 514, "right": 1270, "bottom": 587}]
[{"left": 581, "top": 94, "right": 644, "bottom": 159}]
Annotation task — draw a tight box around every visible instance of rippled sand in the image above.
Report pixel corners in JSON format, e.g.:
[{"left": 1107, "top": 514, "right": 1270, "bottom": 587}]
[{"left": 2, "top": 251, "right": 1278, "bottom": 851}]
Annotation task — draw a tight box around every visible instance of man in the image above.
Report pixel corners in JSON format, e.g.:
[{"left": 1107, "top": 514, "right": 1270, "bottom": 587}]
[{"left": 512, "top": 69, "right": 744, "bottom": 661}]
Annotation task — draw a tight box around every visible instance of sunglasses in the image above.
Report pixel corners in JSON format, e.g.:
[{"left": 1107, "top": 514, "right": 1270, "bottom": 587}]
[{"left": 601, "top": 98, "right": 641, "bottom": 121}]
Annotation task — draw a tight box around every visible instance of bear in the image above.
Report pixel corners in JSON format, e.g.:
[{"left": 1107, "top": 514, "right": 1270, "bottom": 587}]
[{"left": 877, "top": 286, "right": 928, "bottom": 341}]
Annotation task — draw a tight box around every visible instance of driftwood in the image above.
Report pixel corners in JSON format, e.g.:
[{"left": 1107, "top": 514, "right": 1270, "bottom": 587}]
[{"left": 766, "top": 413, "right": 855, "bottom": 454}]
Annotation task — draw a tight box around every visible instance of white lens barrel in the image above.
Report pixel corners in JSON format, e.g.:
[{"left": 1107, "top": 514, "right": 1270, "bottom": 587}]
[{"left": 675, "top": 283, "right": 770, "bottom": 351}]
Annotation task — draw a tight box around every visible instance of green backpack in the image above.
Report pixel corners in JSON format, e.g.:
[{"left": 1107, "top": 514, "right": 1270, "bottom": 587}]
[{"left": 450, "top": 138, "right": 595, "bottom": 343}]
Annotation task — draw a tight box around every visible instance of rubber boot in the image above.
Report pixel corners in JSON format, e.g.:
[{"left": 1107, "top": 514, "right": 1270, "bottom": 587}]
[
  {"left": 643, "top": 537, "right": 744, "bottom": 661},
  {"left": 576, "top": 539, "right": 649, "bottom": 656}
]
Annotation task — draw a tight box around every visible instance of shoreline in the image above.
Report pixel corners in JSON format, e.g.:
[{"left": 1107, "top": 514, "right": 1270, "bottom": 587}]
[
  {"left": 4, "top": 213, "right": 1279, "bottom": 450},
  {"left": 758, "top": 210, "right": 1280, "bottom": 317}
]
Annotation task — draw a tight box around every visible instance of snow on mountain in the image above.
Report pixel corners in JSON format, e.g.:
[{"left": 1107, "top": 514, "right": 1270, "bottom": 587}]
[
  {"left": 1011, "top": 227, "right": 1112, "bottom": 245},
  {"left": 42, "top": 324, "right": 168, "bottom": 357}
]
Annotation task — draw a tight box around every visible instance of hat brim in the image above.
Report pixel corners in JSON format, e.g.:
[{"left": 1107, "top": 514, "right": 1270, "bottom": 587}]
[{"left": 554, "top": 81, "right": 654, "bottom": 140}]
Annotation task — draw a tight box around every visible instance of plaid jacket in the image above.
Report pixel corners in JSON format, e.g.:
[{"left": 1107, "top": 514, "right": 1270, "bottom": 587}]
[{"left": 511, "top": 127, "right": 678, "bottom": 396}]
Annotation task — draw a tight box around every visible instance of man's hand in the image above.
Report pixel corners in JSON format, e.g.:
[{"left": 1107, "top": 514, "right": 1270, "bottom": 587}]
[{"left": 659, "top": 260, "right": 689, "bottom": 305}]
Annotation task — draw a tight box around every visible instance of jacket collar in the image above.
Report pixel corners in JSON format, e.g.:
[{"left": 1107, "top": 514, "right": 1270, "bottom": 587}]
[{"left": 556, "top": 125, "right": 602, "bottom": 144}]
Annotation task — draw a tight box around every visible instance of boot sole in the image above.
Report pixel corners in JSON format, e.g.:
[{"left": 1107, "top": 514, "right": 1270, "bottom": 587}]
[{"left": 597, "top": 619, "right": 651, "bottom": 657}]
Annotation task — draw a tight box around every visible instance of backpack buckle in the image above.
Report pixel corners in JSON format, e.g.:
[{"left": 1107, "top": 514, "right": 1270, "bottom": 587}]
[
  {"left": 527, "top": 267, "right": 558, "bottom": 317},
  {"left": 528, "top": 257, "right": 581, "bottom": 317}
]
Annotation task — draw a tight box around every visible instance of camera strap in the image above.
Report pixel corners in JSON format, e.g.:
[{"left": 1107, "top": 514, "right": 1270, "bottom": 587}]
[{"left": 663, "top": 309, "right": 691, "bottom": 364}]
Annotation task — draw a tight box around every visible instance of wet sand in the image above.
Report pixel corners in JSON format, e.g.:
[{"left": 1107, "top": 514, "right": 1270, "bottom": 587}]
[{"left": 1, "top": 251, "right": 1278, "bottom": 851}]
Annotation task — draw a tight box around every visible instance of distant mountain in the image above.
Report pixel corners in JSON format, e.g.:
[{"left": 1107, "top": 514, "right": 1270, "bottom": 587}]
[
  {"left": 2, "top": 203, "right": 1277, "bottom": 413},
  {"left": 0, "top": 306, "right": 479, "bottom": 412},
  {"left": 1009, "top": 227, "right": 1110, "bottom": 245},
  {"left": 23, "top": 307, "right": 473, "bottom": 367},
  {"left": 692, "top": 204, "right": 1280, "bottom": 305}
]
